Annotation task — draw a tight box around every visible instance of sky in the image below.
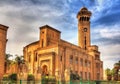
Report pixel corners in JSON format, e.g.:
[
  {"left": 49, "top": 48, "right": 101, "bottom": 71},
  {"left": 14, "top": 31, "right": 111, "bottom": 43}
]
[{"left": 0, "top": 0, "right": 120, "bottom": 69}]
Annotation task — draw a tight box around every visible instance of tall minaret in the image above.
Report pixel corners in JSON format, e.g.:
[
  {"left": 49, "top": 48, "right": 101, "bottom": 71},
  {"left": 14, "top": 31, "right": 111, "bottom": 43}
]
[
  {"left": 77, "top": 7, "right": 91, "bottom": 50},
  {"left": 0, "top": 24, "right": 8, "bottom": 79}
]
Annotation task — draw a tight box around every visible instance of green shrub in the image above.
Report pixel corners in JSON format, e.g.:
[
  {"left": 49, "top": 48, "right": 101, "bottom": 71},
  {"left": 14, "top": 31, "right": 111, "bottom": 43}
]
[
  {"left": 2, "top": 74, "right": 9, "bottom": 81},
  {"left": 70, "top": 73, "right": 80, "bottom": 80},
  {"left": 27, "top": 74, "right": 35, "bottom": 81},
  {"left": 41, "top": 75, "right": 56, "bottom": 84},
  {"left": 9, "top": 73, "right": 17, "bottom": 81}
]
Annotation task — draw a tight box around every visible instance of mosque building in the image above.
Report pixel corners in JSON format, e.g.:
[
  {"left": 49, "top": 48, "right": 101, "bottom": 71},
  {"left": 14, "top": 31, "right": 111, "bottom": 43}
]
[{"left": 23, "top": 7, "right": 103, "bottom": 80}]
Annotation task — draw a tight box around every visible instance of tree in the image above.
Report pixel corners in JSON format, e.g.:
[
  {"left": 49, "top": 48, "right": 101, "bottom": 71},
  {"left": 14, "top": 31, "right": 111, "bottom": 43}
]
[
  {"left": 15, "top": 55, "right": 24, "bottom": 73},
  {"left": 9, "top": 73, "right": 17, "bottom": 81},
  {"left": 111, "top": 68, "right": 118, "bottom": 81},
  {"left": 113, "top": 60, "right": 120, "bottom": 81},
  {"left": 14, "top": 54, "right": 28, "bottom": 79},
  {"left": 15, "top": 55, "right": 23, "bottom": 64},
  {"left": 5, "top": 54, "right": 13, "bottom": 72},
  {"left": 105, "top": 68, "right": 112, "bottom": 81}
]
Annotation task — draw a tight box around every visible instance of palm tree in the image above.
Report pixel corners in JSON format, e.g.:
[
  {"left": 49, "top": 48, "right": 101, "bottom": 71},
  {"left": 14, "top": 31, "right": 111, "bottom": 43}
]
[
  {"left": 15, "top": 55, "right": 22, "bottom": 64},
  {"left": 14, "top": 55, "right": 28, "bottom": 80},
  {"left": 15, "top": 55, "right": 27, "bottom": 72},
  {"left": 15, "top": 55, "right": 21, "bottom": 72}
]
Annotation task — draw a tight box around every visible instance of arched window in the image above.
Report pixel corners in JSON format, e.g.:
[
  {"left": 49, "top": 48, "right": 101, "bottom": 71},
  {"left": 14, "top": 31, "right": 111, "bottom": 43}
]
[
  {"left": 42, "top": 39, "right": 44, "bottom": 47},
  {"left": 89, "top": 72, "right": 91, "bottom": 80},
  {"left": 85, "top": 60, "right": 87, "bottom": 67},
  {"left": 28, "top": 52, "right": 31, "bottom": 63},
  {"left": 70, "top": 55, "right": 73, "bottom": 64},
  {"left": 80, "top": 71, "right": 83, "bottom": 78},
  {"left": 84, "top": 17, "right": 86, "bottom": 21},
  {"left": 75, "top": 57, "right": 78, "bottom": 64},
  {"left": 88, "top": 61, "right": 91, "bottom": 67},
  {"left": 34, "top": 52, "right": 37, "bottom": 62},
  {"left": 60, "top": 55, "right": 62, "bottom": 61},
  {"left": 87, "top": 17, "right": 89, "bottom": 21},
  {"left": 84, "top": 36, "right": 87, "bottom": 50},
  {"left": 42, "top": 65, "right": 48, "bottom": 75},
  {"left": 80, "top": 58, "right": 83, "bottom": 66},
  {"left": 83, "top": 17, "right": 86, "bottom": 21},
  {"left": 82, "top": 17, "right": 84, "bottom": 21}
]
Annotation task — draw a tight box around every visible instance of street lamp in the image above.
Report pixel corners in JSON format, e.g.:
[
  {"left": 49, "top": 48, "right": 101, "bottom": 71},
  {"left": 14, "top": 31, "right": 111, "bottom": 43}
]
[{"left": 19, "top": 64, "right": 24, "bottom": 84}]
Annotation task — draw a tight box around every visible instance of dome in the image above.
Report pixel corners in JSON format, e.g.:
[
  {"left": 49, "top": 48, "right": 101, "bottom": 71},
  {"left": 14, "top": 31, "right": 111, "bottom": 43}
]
[
  {"left": 77, "top": 7, "right": 92, "bottom": 19},
  {"left": 80, "top": 7, "right": 88, "bottom": 11}
]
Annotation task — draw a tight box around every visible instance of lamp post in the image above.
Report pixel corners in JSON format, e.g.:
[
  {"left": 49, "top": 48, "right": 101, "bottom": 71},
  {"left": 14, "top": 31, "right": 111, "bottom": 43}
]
[{"left": 19, "top": 63, "right": 23, "bottom": 84}]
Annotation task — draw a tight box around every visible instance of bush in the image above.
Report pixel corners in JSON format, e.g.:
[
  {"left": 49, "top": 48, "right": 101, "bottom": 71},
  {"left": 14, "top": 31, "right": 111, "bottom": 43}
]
[
  {"left": 41, "top": 75, "right": 56, "bottom": 84},
  {"left": 96, "top": 80, "right": 101, "bottom": 84},
  {"left": 9, "top": 73, "right": 17, "bottom": 81},
  {"left": 27, "top": 74, "right": 35, "bottom": 81},
  {"left": 2, "top": 74, "right": 9, "bottom": 81},
  {"left": 70, "top": 73, "right": 80, "bottom": 80},
  {"left": 47, "top": 76, "right": 56, "bottom": 82},
  {"left": 27, "top": 74, "right": 35, "bottom": 84}
]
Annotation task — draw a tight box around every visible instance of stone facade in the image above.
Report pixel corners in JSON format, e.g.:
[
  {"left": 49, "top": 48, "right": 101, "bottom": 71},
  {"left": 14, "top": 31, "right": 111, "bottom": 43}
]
[
  {"left": 23, "top": 7, "right": 103, "bottom": 81},
  {"left": 0, "top": 24, "right": 8, "bottom": 79}
]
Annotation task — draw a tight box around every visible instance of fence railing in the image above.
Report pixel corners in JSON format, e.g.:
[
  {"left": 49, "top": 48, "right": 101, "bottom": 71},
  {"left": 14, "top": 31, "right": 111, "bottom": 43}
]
[{"left": 0, "top": 80, "right": 120, "bottom": 84}]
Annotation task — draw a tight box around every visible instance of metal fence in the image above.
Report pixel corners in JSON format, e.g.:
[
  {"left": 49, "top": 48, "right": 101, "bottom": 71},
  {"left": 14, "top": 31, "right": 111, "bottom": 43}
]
[
  {"left": 0, "top": 80, "right": 120, "bottom": 84},
  {"left": 99, "top": 81, "right": 120, "bottom": 84}
]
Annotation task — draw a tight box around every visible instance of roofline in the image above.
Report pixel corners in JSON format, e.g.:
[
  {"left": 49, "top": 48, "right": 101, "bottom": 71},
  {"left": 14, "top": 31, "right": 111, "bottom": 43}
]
[
  {"left": 60, "top": 39, "right": 79, "bottom": 48},
  {"left": 24, "top": 41, "right": 39, "bottom": 48},
  {"left": 0, "top": 24, "right": 9, "bottom": 31},
  {"left": 39, "top": 25, "right": 61, "bottom": 33}
]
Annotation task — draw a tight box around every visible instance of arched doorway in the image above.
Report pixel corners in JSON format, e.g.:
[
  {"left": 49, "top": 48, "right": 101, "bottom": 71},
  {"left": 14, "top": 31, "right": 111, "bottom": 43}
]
[{"left": 42, "top": 65, "right": 48, "bottom": 76}]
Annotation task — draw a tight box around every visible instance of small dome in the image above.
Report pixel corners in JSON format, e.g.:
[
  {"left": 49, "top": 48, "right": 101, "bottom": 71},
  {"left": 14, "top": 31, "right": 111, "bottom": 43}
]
[
  {"left": 80, "top": 7, "right": 88, "bottom": 11},
  {"left": 77, "top": 7, "right": 92, "bottom": 19}
]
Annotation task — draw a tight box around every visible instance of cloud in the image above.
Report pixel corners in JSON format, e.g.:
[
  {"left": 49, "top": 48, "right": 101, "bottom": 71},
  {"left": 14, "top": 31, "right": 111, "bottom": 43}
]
[
  {"left": 91, "top": 24, "right": 120, "bottom": 69},
  {"left": 91, "top": 25, "right": 120, "bottom": 45},
  {"left": 99, "top": 29, "right": 120, "bottom": 38},
  {"left": 100, "top": 44, "right": 120, "bottom": 69},
  {"left": 91, "top": 0, "right": 120, "bottom": 26},
  {"left": 0, "top": 0, "right": 76, "bottom": 55},
  {"left": 94, "top": 12, "right": 120, "bottom": 26}
]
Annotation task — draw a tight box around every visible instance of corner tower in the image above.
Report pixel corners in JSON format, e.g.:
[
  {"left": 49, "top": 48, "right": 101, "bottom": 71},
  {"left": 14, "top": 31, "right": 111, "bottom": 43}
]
[
  {"left": 0, "top": 24, "right": 8, "bottom": 79},
  {"left": 77, "top": 7, "right": 91, "bottom": 50},
  {"left": 39, "top": 25, "right": 61, "bottom": 48}
]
